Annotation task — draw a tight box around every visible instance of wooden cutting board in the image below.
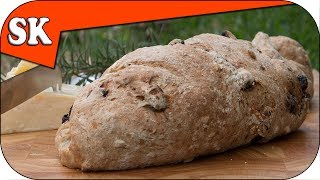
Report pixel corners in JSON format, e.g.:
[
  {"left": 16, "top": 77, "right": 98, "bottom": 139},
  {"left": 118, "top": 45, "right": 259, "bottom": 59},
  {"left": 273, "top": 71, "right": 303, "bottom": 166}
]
[{"left": 1, "top": 70, "right": 319, "bottom": 179}]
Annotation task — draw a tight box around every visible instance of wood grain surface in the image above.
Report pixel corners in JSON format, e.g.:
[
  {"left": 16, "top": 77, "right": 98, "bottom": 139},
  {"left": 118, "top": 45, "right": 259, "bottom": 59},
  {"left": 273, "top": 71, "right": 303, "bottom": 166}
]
[{"left": 1, "top": 70, "right": 319, "bottom": 179}]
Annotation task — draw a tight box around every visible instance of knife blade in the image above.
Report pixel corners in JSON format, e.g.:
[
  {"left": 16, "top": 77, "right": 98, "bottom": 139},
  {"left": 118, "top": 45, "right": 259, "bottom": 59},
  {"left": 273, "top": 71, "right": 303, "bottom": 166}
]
[{"left": 1, "top": 66, "right": 62, "bottom": 114}]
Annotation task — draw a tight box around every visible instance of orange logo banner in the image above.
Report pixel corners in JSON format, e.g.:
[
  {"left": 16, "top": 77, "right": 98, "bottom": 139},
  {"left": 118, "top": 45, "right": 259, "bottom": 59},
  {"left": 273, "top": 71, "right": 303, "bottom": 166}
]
[{"left": 0, "top": 1, "right": 292, "bottom": 68}]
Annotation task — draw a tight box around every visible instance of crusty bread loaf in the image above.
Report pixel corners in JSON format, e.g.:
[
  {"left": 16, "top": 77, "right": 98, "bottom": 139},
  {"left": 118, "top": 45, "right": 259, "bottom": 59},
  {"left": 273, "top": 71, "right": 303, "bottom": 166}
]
[{"left": 55, "top": 31, "right": 313, "bottom": 171}]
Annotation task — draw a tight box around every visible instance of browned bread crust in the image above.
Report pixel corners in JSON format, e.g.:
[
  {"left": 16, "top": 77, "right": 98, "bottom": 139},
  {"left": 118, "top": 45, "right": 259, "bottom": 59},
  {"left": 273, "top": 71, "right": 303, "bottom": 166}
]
[{"left": 56, "top": 32, "right": 313, "bottom": 171}]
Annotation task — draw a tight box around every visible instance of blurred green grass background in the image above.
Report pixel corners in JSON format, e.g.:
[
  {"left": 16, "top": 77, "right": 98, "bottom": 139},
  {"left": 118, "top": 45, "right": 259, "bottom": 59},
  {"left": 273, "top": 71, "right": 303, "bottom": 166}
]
[{"left": 1, "top": 5, "right": 319, "bottom": 84}]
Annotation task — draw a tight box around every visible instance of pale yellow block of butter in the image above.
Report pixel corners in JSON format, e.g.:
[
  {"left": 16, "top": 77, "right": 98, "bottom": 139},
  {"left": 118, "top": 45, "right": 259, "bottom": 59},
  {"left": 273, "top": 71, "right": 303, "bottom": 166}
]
[{"left": 1, "top": 84, "right": 82, "bottom": 134}]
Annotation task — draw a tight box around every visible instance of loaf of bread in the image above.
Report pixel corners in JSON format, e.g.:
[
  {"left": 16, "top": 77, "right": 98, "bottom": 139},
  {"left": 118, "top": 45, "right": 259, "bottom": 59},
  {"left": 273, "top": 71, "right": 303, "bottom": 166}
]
[{"left": 55, "top": 31, "right": 313, "bottom": 171}]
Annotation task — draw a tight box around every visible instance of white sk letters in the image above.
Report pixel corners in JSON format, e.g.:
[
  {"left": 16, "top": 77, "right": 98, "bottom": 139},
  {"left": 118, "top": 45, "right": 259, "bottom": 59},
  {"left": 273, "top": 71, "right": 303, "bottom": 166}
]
[{"left": 8, "top": 17, "right": 52, "bottom": 46}]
